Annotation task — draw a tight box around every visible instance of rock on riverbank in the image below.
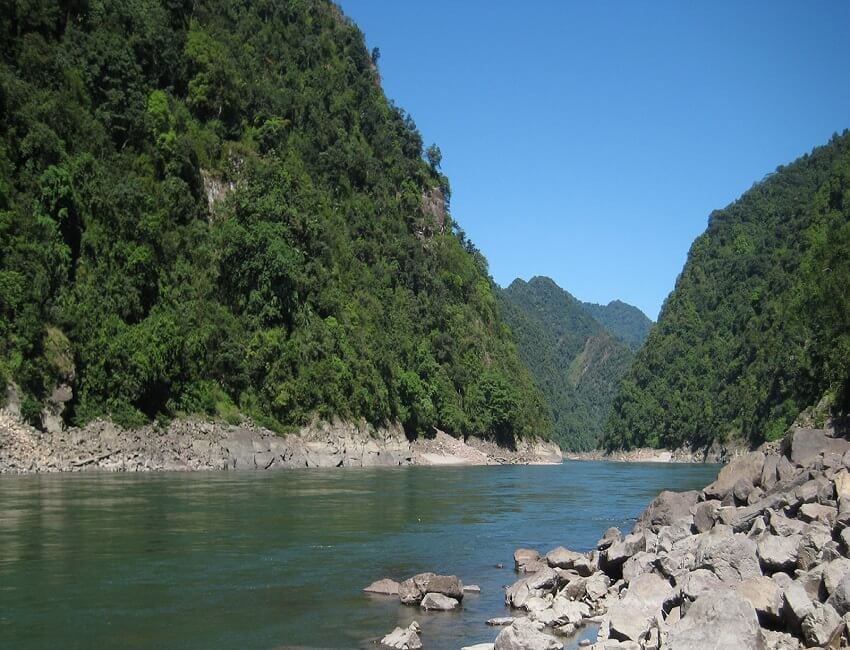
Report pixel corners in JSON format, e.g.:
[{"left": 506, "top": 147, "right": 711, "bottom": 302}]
[
  {"left": 0, "top": 410, "right": 561, "bottom": 473},
  {"left": 493, "top": 419, "right": 850, "bottom": 649}
]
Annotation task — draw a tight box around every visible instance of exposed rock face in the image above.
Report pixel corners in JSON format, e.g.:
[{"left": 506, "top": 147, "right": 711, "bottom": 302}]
[{"left": 0, "top": 407, "right": 560, "bottom": 473}]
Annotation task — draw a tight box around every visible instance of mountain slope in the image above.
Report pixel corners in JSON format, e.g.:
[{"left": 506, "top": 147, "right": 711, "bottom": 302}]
[
  {"left": 581, "top": 300, "right": 653, "bottom": 350},
  {"left": 500, "top": 277, "right": 640, "bottom": 450},
  {"left": 0, "top": 0, "right": 551, "bottom": 444},
  {"left": 605, "top": 132, "right": 850, "bottom": 450}
]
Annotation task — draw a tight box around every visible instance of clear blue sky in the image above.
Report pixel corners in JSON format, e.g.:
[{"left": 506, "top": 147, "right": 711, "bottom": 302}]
[{"left": 339, "top": 1, "right": 850, "bottom": 319}]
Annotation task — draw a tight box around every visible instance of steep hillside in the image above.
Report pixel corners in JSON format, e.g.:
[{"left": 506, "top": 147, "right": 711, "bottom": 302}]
[
  {"left": 0, "top": 0, "right": 551, "bottom": 444},
  {"left": 606, "top": 132, "right": 850, "bottom": 450},
  {"left": 581, "top": 300, "right": 653, "bottom": 349},
  {"left": 500, "top": 277, "right": 639, "bottom": 450}
]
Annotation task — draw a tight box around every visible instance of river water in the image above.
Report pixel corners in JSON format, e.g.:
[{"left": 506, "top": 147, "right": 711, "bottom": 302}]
[{"left": 0, "top": 461, "right": 719, "bottom": 649}]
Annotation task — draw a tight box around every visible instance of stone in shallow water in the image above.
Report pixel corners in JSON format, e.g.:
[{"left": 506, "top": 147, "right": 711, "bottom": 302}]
[
  {"left": 420, "top": 592, "right": 459, "bottom": 611},
  {"left": 363, "top": 578, "right": 400, "bottom": 595},
  {"left": 380, "top": 621, "right": 422, "bottom": 649}
]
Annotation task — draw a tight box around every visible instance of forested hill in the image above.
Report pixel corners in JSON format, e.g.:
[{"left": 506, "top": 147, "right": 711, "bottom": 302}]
[
  {"left": 580, "top": 300, "right": 653, "bottom": 350},
  {"left": 0, "top": 0, "right": 552, "bottom": 444},
  {"left": 605, "top": 132, "right": 850, "bottom": 451},
  {"left": 500, "top": 277, "right": 648, "bottom": 450}
]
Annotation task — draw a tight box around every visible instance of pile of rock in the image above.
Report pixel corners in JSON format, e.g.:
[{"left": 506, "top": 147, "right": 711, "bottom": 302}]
[
  {"left": 367, "top": 573, "right": 471, "bottom": 648},
  {"left": 490, "top": 423, "right": 850, "bottom": 649}
]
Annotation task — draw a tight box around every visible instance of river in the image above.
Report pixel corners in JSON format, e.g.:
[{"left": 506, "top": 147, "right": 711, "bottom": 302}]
[{"left": 0, "top": 461, "right": 719, "bottom": 649}]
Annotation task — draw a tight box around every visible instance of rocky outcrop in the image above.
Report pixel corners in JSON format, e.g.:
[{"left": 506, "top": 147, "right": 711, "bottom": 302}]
[
  {"left": 0, "top": 409, "right": 561, "bottom": 473},
  {"left": 487, "top": 417, "right": 850, "bottom": 650}
]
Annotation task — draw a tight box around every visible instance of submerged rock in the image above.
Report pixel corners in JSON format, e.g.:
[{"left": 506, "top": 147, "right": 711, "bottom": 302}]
[{"left": 363, "top": 578, "right": 400, "bottom": 595}]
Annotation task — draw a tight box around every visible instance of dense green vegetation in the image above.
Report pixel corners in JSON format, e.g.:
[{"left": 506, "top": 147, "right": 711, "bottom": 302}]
[
  {"left": 605, "top": 132, "right": 850, "bottom": 450},
  {"left": 0, "top": 0, "right": 551, "bottom": 444},
  {"left": 581, "top": 300, "right": 653, "bottom": 350},
  {"left": 500, "top": 277, "right": 647, "bottom": 450}
]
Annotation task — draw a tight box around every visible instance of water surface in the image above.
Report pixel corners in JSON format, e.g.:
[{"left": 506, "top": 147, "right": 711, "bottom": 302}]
[{"left": 0, "top": 461, "right": 719, "bottom": 649}]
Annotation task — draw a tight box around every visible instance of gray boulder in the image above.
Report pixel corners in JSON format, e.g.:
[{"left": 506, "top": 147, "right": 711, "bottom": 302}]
[
  {"left": 757, "top": 534, "right": 801, "bottom": 572},
  {"left": 364, "top": 578, "right": 400, "bottom": 595},
  {"left": 783, "top": 580, "right": 814, "bottom": 630},
  {"left": 797, "top": 523, "right": 833, "bottom": 571},
  {"left": 596, "top": 527, "right": 621, "bottom": 551},
  {"left": 692, "top": 500, "right": 721, "bottom": 533},
  {"left": 799, "top": 502, "right": 838, "bottom": 527},
  {"left": 666, "top": 590, "right": 765, "bottom": 650},
  {"left": 801, "top": 601, "right": 844, "bottom": 648},
  {"left": 399, "top": 572, "right": 463, "bottom": 604},
  {"left": 622, "top": 551, "right": 657, "bottom": 584},
  {"left": 506, "top": 568, "right": 559, "bottom": 609},
  {"left": 381, "top": 621, "right": 423, "bottom": 649},
  {"left": 681, "top": 569, "right": 723, "bottom": 601},
  {"left": 545, "top": 547, "right": 584, "bottom": 570},
  {"left": 788, "top": 427, "right": 850, "bottom": 466},
  {"left": 607, "top": 573, "right": 672, "bottom": 642},
  {"left": 735, "top": 576, "right": 782, "bottom": 625},
  {"left": 494, "top": 618, "right": 563, "bottom": 650},
  {"left": 827, "top": 572, "right": 850, "bottom": 616},
  {"left": 637, "top": 490, "right": 700, "bottom": 532},
  {"left": 823, "top": 558, "right": 850, "bottom": 595},
  {"left": 694, "top": 528, "right": 761, "bottom": 583},
  {"left": 515, "top": 549, "right": 542, "bottom": 572},
  {"left": 420, "top": 592, "right": 459, "bottom": 611},
  {"left": 704, "top": 451, "right": 765, "bottom": 502},
  {"left": 769, "top": 511, "right": 807, "bottom": 537}
]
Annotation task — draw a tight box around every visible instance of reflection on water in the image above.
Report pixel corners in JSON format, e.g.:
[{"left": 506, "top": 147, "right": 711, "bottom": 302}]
[{"left": 0, "top": 462, "right": 719, "bottom": 649}]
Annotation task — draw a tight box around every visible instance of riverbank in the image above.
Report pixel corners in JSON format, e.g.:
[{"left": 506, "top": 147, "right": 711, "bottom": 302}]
[
  {"left": 565, "top": 440, "right": 749, "bottom": 465},
  {"left": 476, "top": 419, "right": 850, "bottom": 649},
  {"left": 0, "top": 410, "right": 562, "bottom": 473}
]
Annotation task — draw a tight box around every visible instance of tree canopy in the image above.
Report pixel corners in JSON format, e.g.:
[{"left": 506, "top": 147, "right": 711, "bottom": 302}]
[
  {"left": 0, "top": 0, "right": 551, "bottom": 444},
  {"left": 605, "top": 132, "right": 850, "bottom": 451}
]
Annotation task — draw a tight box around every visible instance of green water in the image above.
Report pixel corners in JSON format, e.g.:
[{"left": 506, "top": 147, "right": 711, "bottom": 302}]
[{"left": 0, "top": 461, "right": 719, "bottom": 649}]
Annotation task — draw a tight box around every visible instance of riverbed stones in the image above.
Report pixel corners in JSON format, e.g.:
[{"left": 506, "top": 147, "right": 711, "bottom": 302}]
[
  {"left": 381, "top": 621, "right": 422, "bottom": 649},
  {"left": 506, "top": 568, "right": 559, "bottom": 609},
  {"left": 420, "top": 592, "right": 460, "bottom": 611},
  {"left": 364, "top": 578, "right": 400, "bottom": 595},
  {"left": 666, "top": 590, "right": 765, "bottom": 650}
]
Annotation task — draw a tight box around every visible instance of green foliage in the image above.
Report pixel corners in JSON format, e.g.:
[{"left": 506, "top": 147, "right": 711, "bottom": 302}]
[
  {"left": 605, "top": 132, "right": 850, "bottom": 450},
  {"left": 500, "top": 277, "right": 643, "bottom": 450},
  {"left": 0, "top": 0, "right": 550, "bottom": 445},
  {"left": 580, "top": 300, "right": 653, "bottom": 350}
]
